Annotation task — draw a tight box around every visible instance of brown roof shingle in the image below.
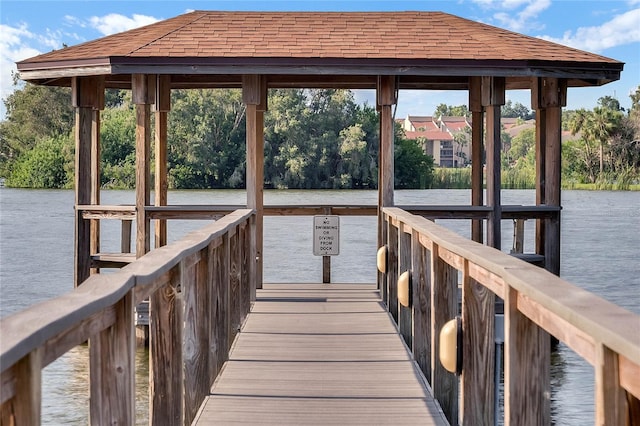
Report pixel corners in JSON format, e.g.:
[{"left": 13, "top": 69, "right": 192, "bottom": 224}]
[{"left": 17, "top": 11, "right": 623, "bottom": 87}]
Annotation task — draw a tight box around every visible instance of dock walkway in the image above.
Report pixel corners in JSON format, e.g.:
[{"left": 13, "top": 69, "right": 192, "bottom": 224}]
[{"left": 194, "top": 283, "right": 447, "bottom": 425}]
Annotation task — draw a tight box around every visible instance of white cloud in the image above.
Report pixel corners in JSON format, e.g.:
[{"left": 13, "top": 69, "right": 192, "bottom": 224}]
[
  {"left": 493, "top": 0, "right": 551, "bottom": 31},
  {"left": 539, "top": 8, "right": 640, "bottom": 52},
  {"left": 88, "top": 13, "right": 160, "bottom": 36},
  {"left": 0, "top": 23, "right": 45, "bottom": 116}
]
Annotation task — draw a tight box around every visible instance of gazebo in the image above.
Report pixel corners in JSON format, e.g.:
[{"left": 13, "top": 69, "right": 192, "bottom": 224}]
[
  {"left": 16, "top": 11, "right": 623, "bottom": 288},
  {"left": 9, "top": 11, "right": 634, "bottom": 425}
]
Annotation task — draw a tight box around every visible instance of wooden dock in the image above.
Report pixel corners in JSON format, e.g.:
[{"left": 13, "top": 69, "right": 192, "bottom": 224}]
[{"left": 194, "top": 283, "right": 447, "bottom": 425}]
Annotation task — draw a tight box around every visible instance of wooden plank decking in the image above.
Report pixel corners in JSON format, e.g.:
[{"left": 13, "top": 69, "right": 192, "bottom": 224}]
[{"left": 194, "top": 283, "right": 447, "bottom": 425}]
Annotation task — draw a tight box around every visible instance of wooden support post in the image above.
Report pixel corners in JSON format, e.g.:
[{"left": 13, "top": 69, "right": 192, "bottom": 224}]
[
  {"left": 387, "top": 220, "right": 399, "bottom": 323},
  {"left": 504, "top": 287, "right": 550, "bottom": 425},
  {"left": 532, "top": 77, "right": 566, "bottom": 275},
  {"left": 461, "top": 262, "right": 495, "bottom": 425},
  {"left": 72, "top": 76, "right": 104, "bottom": 286},
  {"left": 132, "top": 74, "right": 155, "bottom": 258},
  {"left": 89, "top": 289, "right": 135, "bottom": 424},
  {"left": 149, "top": 267, "right": 182, "bottom": 425},
  {"left": 398, "top": 226, "right": 412, "bottom": 347},
  {"left": 377, "top": 76, "right": 396, "bottom": 294},
  {"left": 535, "top": 108, "right": 546, "bottom": 258},
  {"left": 482, "top": 77, "right": 505, "bottom": 249},
  {"left": 469, "top": 77, "right": 484, "bottom": 244},
  {"left": 411, "top": 230, "right": 431, "bottom": 382},
  {"left": 155, "top": 75, "right": 171, "bottom": 248},
  {"left": 90, "top": 109, "right": 101, "bottom": 275},
  {"left": 431, "top": 244, "right": 459, "bottom": 425},
  {"left": 243, "top": 75, "right": 267, "bottom": 292}
]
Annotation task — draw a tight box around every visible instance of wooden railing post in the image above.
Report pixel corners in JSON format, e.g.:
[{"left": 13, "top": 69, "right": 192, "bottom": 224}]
[
  {"left": 149, "top": 266, "right": 182, "bottom": 424},
  {"left": 431, "top": 244, "right": 459, "bottom": 425},
  {"left": 182, "top": 250, "right": 210, "bottom": 425},
  {"left": 240, "top": 222, "right": 251, "bottom": 318},
  {"left": 411, "top": 230, "right": 431, "bottom": 382},
  {"left": 387, "top": 219, "right": 399, "bottom": 322},
  {"left": 89, "top": 289, "right": 134, "bottom": 424},
  {"left": 9, "top": 348, "right": 42, "bottom": 425},
  {"left": 230, "top": 226, "right": 241, "bottom": 343},
  {"left": 216, "top": 233, "right": 231, "bottom": 372},
  {"left": 595, "top": 344, "right": 626, "bottom": 425},
  {"left": 398, "top": 225, "right": 412, "bottom": 347},
  {"left": 461, "top": 262, "right": 495, "bottom": 425},
  {"left": 504, "top": 287, "right": 550, "bottom": 425}
]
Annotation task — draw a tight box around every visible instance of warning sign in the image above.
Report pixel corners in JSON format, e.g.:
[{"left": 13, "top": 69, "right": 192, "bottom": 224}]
[{"left": 313, "top": 215, "right": 340, "bottom": 256}]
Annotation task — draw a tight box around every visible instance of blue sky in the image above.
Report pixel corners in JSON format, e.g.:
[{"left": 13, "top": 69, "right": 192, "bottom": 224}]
[{"left": 1, "top": 0, "right": 639, "bottom": 119}]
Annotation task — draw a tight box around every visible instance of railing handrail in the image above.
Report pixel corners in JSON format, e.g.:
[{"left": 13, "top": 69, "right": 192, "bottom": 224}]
[
  {"left": 0, "top": 208, "right": 254, "bottom": 418},
  {"left": 381, "top": 207, "right": 640, "bottom": 424},
  {"left": 385, "top": 207, "right": 640, "bottom": 362},
  {"left": 76, "top": 203, "right": 560, "bottom": 220}
]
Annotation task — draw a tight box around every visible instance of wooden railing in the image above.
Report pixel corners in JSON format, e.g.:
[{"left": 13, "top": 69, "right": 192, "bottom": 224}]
[
  {"left": 0, "top": 209, "right": 255, "bottom": 425},
  {"left": 382, "top": 207, "right": 640, "bottom": 426}
]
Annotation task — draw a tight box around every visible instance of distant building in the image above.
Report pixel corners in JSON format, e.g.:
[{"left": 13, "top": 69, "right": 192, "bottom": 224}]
[
  {"left": 399, "top": 115, "right": 578, "bottom": 167},
  {"left": 400, "top": 115, "right": 471, "bottom": 167}
]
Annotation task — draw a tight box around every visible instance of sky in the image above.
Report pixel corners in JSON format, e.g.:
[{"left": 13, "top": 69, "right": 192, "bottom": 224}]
[{"left": 1, "top": 0, "right": 639, "bottom": 120}]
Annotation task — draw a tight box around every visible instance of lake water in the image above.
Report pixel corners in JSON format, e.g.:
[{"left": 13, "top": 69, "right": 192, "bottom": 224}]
[{"left": 1, "top": 188, "right": 638, "bottom": 424}]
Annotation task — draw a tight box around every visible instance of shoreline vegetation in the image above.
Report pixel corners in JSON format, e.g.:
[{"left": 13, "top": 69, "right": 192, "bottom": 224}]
[
  {"left": 432, "top": 168, "right": 640, "bottom": 191},
  {"left": 1, "top": 85, "right": 638, "bottom": 191}
]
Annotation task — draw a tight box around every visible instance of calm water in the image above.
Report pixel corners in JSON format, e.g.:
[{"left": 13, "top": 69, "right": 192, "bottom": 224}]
[{"left": 1, "top": 188, "right": 638, "bottom": 424}]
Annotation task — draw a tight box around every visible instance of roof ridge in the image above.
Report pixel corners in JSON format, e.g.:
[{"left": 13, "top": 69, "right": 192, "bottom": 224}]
[{"left": 127, "top": 11, "right": 208, "bottom": 56}]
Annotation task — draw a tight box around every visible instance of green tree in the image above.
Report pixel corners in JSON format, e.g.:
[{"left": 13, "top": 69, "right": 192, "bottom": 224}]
[
  {"left": 394, "top": 131, "right": 434, "bottom": 189},
  {"left": 168, "top": 89, "right": 246, "bottom": 189},
  {"left": 0, "top": 80, "right": 73, "bottom": 176},
  {"left": 501, "top": 100, "right": 534, "bottom": 120},
  {"left": 434, "top": 103, "right": 469, "bottom": 118},
  {"left": 6, "top": 135, "right": 72, "bottom": 188}
]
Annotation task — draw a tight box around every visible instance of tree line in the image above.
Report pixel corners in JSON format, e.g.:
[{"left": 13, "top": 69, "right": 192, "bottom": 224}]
[
  {"left": 1, "top": 80, "right": 638, "bottom": 190},
  {"left": 0, "top": 84, "right": 433, "bottom": 190}
]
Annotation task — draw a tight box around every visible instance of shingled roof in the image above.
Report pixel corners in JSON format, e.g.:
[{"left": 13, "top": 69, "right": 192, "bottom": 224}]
[{"left": 17, "top": 11, "right": 623, "bottom": 90}]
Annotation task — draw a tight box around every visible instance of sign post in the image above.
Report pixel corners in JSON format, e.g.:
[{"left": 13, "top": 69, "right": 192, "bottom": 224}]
[{"left": 313, "top": 215, "right": 339, "bottom": 283}]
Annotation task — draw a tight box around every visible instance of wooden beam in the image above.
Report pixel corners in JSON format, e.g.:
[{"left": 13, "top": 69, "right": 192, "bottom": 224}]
[
  {"left": 132, "top": 74, "right": 155, "bottom": 258},
  {"left": 155, "top": 75, "right": 171, "bottom": 248},
  {"left": 482, "top": 77, "right": 505, "bottom": 249},
  {"left": 243, "top": 75, "right": 267, "bottom": 291},
  {"left": 90, "top": 109, "right": 101, "bottom": 276},
  {"left": 469, "top": 76, "right": 484, "bottom": 244}
]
